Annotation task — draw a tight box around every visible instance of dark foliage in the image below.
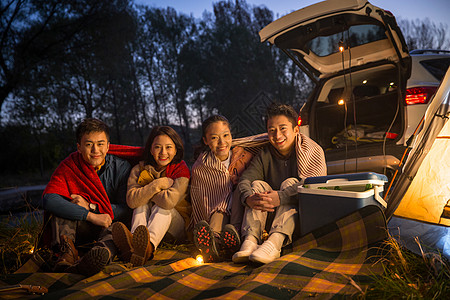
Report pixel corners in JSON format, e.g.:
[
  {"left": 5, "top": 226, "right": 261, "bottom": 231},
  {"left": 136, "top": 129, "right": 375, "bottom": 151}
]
[{"left": 0, "top": 0, "right": 448, "bottom": 181}]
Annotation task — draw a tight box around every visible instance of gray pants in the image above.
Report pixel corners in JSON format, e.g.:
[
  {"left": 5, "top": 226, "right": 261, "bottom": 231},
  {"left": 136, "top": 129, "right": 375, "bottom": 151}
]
[
  {"left": 241, "top": 178, "right": 299, "bottom": 246},
  {"left": 230, "top": 187, "right": 245, "bottom": 236},
  {"left": 51, "top": 215, "right": 117, "bottom": 261},
  {"left": 209, "top": 187, "right": 245, "bottom": 236}
]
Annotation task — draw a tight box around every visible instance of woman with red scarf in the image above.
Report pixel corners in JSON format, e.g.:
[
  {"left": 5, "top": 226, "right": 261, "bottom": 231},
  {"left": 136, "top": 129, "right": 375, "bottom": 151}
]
[{"left": 112, "top": 126, "right": 191, "bottom": 266}]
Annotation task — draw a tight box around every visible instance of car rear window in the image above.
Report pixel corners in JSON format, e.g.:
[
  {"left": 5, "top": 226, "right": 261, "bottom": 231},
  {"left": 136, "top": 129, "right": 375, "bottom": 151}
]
[
  {"left": 306, "top": 24, "right": 387, "bottom": 57},
  {"left": 307, "top": 24, "right": 387, "bottom": 57},
  {"left": 420, "top": 58, "right": 450, "bottom": 81}
]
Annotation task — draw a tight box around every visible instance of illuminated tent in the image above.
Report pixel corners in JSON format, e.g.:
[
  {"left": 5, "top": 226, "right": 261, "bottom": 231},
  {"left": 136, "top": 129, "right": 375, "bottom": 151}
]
[{"left": 386, "top": 68, "right": 450, "bottom": 258}]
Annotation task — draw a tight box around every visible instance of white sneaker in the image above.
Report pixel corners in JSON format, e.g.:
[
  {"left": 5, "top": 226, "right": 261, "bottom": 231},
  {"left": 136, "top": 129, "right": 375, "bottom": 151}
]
[
  {"left": 232, "top": 239, "right": 258, "bottom": 263},
  {"left": 249, "top": 240, "right": 280, "bottom": 264}
]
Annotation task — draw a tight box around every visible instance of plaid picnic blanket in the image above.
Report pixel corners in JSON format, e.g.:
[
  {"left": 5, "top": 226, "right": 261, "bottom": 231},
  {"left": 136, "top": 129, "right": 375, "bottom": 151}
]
[{"left": 0, "top": 205, "right": 387, "bottom": 299}]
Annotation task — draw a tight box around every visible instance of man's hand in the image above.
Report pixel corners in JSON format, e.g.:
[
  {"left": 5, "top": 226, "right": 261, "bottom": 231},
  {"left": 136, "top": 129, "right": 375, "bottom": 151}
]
[
  {"left": 262, "top": 190, "right": 281, "bottom": 207},
  {"left": 86, "top": 212, "right": 112, "bottom": 228},
  {"left": 245, "top": 191, "right": 280, "bottom": 212},
  {"left": 70, "top": 194, "right": 89, "bottom": 210}
]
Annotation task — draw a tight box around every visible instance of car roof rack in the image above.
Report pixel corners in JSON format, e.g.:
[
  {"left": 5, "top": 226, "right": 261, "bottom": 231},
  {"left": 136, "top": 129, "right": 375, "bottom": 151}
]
[{"left": 410, "top": 49, "right": 450, "bottom": 55}]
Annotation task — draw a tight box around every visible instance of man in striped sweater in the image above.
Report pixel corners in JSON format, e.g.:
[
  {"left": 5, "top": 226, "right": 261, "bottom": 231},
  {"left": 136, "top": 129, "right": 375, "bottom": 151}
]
[{"left": 233, "top": 103, "right": 326, "bottom": 264}]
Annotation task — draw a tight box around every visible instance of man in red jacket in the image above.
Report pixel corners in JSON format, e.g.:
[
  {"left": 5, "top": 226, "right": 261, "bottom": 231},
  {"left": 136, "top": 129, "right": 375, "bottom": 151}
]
[{"left": 42, "top": 118, "right": 131, "bottom": 276}]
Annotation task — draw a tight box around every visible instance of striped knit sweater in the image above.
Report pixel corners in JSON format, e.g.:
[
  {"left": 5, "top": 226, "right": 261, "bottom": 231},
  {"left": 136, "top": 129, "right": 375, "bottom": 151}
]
[
  {"left": 238, "top": 133, "right": 327, "bottom": 205},
  {"left": 190, "top": 146, "right": 253, "bottom": 227}
]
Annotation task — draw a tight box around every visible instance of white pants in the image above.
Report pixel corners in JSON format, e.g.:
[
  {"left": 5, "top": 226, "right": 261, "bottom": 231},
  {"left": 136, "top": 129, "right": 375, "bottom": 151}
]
[{"left": 131, "top": 204, "right": 185, "bottom": 249}]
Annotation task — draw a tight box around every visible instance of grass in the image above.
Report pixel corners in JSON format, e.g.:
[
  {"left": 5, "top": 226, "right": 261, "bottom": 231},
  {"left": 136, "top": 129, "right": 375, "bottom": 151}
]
[
  {"left": 362, "top": 235, "right": 450, "bottom": 299},
  {"left": 0, "top": 210, "right": 42, "bottom": 274},
  {"left": 1, "top": 214, "right": 449, "bottom": 299}
]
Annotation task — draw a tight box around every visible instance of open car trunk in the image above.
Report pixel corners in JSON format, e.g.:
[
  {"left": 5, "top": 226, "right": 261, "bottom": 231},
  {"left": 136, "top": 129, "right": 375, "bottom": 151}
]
[
  {"left": 308, "top": 63, "right": 406, "bottom": 162},
  {"left": 259, "top": 0, "right": 411, "bottom": 175}
]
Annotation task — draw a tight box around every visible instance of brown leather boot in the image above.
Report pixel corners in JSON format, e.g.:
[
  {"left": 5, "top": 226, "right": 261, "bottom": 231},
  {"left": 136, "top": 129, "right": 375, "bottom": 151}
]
[
  {"left": 54, "top": 235, "right": 79, "bottom": 271},
  {"left": 112, "top": 222, "right": 134, "bottom": 262},
  {"left": 130, "top": 225, "right": 154, "bottom": 267}
]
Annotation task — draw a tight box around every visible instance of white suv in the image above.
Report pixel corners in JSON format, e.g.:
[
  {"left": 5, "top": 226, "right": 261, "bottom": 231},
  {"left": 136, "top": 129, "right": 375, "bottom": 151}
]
[
  {"left": 404, "top": 50, "right": 450, "bottom": 140},
  {"left": 260, "top": 0, "right": 413, "bottom": 178}
]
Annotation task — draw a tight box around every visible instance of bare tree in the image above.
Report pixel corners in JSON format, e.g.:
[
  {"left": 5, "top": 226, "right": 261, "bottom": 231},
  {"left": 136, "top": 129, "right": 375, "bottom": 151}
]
[
  {"left": 398, "top": 18, "right": 449, "bottom": 50},
  {"left": 133, "top": 6, "right": 196, "bottom": 146},
  {"left": 0, "top": 0, "right": 106, "bottom": 113}
]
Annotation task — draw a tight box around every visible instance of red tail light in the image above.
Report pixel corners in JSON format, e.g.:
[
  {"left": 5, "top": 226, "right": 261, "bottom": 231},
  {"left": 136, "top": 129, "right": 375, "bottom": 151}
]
[
  {"left": 386, "top": 132, "right": 398, "bottom": 139},
  {"left": 405, "top": 86, "right": 437, "bottom": 105},
  {"left": 297, "top": 116, "right": 302, "bottom": 126}
]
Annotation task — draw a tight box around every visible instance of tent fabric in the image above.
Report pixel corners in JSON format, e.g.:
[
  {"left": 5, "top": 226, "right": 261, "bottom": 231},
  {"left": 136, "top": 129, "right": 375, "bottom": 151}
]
[
  {"left": 385, "top": 68, "right": 450, "bottom": 223},
  {"left": 0, "top": 205, "right": 387, "bottom": 299},
  {"left": 383, "top": 68, "right": 449, "bottom": 260},
  {"left": 388, "top": 216, "right": 450, "bottom": 260},
  {"left": 392, "top": 118, "right": 450, "bottom": 225}
]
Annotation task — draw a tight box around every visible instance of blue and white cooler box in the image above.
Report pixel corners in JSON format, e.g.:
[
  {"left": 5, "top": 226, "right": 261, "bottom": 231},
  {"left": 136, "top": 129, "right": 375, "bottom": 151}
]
[{"left": 298, "top": 172, "right": 388, "bottom": 236}]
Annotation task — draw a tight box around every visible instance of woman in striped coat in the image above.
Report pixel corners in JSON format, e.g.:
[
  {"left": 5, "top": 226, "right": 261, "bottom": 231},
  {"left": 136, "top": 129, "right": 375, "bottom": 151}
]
[{"left": 190, "top": 115, "right": 253, "bottom": 262}]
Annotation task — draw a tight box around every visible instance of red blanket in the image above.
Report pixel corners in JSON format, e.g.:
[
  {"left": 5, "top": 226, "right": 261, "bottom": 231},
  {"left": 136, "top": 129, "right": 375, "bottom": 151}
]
[
  {"left": 166, "top": 161, "right": 191, "bottom": 179},
  {"left": 108, "top": 144, "right": 144, "bottom": 166},
  {"left": 43, "top": 152, "right": 114, "bottom": 219}
]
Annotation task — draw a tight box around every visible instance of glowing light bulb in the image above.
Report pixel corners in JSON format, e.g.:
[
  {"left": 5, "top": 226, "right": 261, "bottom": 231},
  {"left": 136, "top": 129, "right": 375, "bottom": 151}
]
[
  {"left": 339, "top": 46, "right": 344, "bottom": 52},
  {"left": 338, "top": 99, "right": 345, "bottom": 106},
  {"left": 29, "top": 247, "right": 35, "bottom": 254},
  {"left": 362, "top": 80, "right": 367, "bottom": 84},
  {"left": 196, "top": 255, "right": 204, "bottom": 264}
]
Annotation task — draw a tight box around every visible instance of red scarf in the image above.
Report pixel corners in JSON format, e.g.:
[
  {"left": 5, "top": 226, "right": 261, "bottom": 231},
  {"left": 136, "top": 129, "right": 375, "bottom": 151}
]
[
  {"left": 165, "top": 161, "right": 190, "bottom": 179},
  {"left": 43, "top": 152, "right": 114, "bottom": 219}
]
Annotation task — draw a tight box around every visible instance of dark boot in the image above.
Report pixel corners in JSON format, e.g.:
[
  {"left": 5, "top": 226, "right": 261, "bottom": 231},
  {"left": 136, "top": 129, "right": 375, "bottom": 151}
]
[
  {"left": 193, "top": 220, "right": 221, "bottom": 262},
  {"left": 112, "top": 222, "right": 134, "bottom": 262},
  {"left": 220, "top": 224, "right": 241, "bottom": 259},
  {"left": 53, "top": 235, "right": 79, "bottom": 271},
  {"left": 130, "top": 225, "right": 154, "bottom": 267},
  {"left": 70, "top": 246, "right": 111, "bottom": 277}
]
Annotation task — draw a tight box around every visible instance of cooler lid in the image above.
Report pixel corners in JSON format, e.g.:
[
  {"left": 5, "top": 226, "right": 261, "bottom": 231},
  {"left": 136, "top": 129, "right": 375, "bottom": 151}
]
[{"left": 304, "top": 172, "right": 388, "bottom": 186}]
